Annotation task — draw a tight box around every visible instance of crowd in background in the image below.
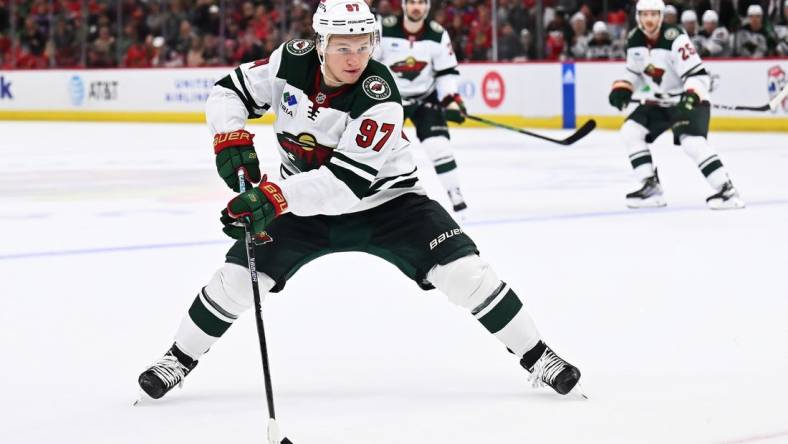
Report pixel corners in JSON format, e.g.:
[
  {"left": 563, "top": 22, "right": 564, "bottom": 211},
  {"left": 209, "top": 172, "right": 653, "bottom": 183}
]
[{"left": 0, "top": 0, "right": 787, "bottom": 69}]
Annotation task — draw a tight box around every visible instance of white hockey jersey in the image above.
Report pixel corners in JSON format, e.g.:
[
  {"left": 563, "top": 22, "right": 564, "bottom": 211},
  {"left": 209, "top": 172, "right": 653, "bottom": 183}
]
[
  {"left": 374, "top": 15, "right": 459, "bottom": 103},
  {"left": 619, "top": 24, "right": 711, "bottom": 102},
  {"left": 207, "top": 39, "right": 424, "bottom": 217}
]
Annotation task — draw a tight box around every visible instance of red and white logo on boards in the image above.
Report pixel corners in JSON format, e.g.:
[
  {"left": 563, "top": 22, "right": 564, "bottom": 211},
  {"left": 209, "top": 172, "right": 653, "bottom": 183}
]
[{"left": 481, "top": 71, "right": 505, "bottom": 108}]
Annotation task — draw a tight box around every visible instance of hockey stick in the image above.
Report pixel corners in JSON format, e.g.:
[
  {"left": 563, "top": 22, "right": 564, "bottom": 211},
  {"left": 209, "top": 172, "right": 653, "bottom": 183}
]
[
  {"left": 465, "top": 114, "right": 597, "bottom": 146},
  {"left": 238, "top": 171, "right": 294, "bottom": 444},
  {"left": 630, "top": 84, "right": 788, "bottom": 112}
]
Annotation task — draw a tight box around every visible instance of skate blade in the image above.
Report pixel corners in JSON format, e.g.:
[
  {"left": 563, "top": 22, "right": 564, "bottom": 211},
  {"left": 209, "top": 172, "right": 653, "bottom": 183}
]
[
  {"left": 707, "top": 197, "right": 745, "bottom": 210},
  {"left": 566, "top": 383, "right": 589, "bottom": 400},
  {"left": 626, "top": 197, "right": 666, "bottom": 209},
  {"left": 133, "top": 390, "right": 154, "bottom": 406}
]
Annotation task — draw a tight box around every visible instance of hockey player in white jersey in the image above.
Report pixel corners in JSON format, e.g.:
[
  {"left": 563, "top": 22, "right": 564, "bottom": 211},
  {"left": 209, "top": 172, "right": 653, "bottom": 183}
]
[
  {"left": 373, "top": 0, "right": 469, "bottom": 213},
  {"left": 608, "top": 0, "right": 744, "bottom": 210},
  {"left": 138, "top": 0, "right": 581, "bottom": 401}
]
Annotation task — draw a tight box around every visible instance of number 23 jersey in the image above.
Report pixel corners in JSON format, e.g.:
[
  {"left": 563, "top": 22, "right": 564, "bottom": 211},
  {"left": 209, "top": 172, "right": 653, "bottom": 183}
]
[{"left": 622, "top": 24, "right": 711, "bottom": 101}]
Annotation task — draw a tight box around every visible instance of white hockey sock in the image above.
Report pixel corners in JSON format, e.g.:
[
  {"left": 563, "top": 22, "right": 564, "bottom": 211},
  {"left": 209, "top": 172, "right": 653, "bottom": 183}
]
[
  {"left": 680, "top": 135, "right": 730, "bottom": 190},
  {"left": 427, "top": 255, "right": 541, "bottom": 356},
  {"left": 420, "top": 136, "right": 462, "bottom": 192},
  {"left": 621, "top": 120, "right": 656, "bottom": 182},
  {"left": 174, "top": 263, "right": 274, "bottom": 360}
]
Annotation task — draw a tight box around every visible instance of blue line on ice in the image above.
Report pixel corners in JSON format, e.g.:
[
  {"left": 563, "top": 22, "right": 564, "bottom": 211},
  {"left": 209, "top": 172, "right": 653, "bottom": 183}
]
[{"left": 2, "top": 198, "right": 786, "bottom": 261}]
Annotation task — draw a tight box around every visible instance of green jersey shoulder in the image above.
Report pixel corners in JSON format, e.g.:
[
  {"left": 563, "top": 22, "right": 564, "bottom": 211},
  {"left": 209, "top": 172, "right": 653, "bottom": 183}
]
[
  {"left": 381, "top": 14, "right": 443, "bottom": 43},
  {"left": 627, "top": 24, "right": 684, "bottom": 50}
]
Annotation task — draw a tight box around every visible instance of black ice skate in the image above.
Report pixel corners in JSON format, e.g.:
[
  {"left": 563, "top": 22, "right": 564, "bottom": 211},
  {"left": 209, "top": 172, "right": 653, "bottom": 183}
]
[
  {"left": 447, "top": 187, "right": 468, "bottom": 212},
  {"left": 706, "top": 181, "right": 745, "bottom": 210},
  {"left": 138, "top": 344, "right": 198, "bottom": 400},
  {"left": 626, "top": 173, "right": 666, "bottom": 208},
  {"left": 521, "top": 343, "right": 581, "bottom": 396}
]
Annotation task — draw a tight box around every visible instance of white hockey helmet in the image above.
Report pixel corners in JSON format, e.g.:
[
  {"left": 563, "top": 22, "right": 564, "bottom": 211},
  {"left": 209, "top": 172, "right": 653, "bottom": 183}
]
[
  {"left": 312, "top": 0, "right": 378, "bottom": 62},
  {"left": 635, "top": 0, "right": 666, "bottom": 32},
  {"left": 702, "top": 9, "right": 718, "bottom": 23},
  {"left": 681, "top": 10, "right": 698, "bottom": 24}
]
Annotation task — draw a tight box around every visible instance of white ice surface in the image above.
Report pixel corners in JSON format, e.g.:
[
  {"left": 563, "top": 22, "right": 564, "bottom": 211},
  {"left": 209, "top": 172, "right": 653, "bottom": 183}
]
[{"left": 1, "top": 122, "right": 787, "bottom": 444}]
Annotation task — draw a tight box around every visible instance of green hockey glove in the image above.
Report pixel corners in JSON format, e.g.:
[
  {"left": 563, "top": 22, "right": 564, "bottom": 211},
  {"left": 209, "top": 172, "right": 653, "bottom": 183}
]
[
  {"left": 220, "top": 177, "right": 288, "bottom": 239},
  {"left": 214, "top": 129, "right": 261, "bottom": 192}
]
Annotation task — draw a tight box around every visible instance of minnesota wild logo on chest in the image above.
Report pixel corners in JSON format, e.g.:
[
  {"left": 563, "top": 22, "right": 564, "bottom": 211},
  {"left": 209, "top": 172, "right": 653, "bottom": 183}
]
[
  {"left": 276, "top": 131, "right": 334, "bottom": 171},
  {"left": 389, "top": 56, "right": 429, "bottom": 81}
]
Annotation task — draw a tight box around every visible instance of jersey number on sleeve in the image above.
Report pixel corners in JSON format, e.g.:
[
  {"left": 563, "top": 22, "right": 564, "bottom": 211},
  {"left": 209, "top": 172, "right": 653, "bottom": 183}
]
[
  {"left": 356, "top": 119, "right": 395, "bottom": 152},
  {"left": 678, "top": 43, "right": 696, "bottom": 60}
]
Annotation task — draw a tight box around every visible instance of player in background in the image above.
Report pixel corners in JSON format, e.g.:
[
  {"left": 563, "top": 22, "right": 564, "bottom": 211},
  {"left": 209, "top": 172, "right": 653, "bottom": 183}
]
[
  {"left": 138, "top": 0, "right": 582, "bottom": 402},
  {"left": 608, "top": 0, "right": 744, "bottom": 210},
  {"left": 697, "top": 10, "right": 733, "bottom": 57},
  {"left": 372, "top": 0, "right": 469, "bottom": 213}
]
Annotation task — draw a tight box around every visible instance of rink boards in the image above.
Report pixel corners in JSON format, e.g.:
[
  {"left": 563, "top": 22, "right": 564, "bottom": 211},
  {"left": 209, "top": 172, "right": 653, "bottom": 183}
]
[{"left": 0, "top": 59, "right": 785, "bottom": 131}]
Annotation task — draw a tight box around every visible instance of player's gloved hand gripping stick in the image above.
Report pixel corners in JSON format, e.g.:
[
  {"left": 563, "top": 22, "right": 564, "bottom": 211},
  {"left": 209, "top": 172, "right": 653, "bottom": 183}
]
[{"left": 237, "top": 170, "right": 294, "bottom": 444}]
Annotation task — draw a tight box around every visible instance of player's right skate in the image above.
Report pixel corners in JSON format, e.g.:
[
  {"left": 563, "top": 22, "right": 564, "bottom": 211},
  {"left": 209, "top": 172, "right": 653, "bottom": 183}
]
[
  {"left": 447, "top": 187, "right": 468, "bottom": 212},
  {"left": 626, "top": 173, "right": 666, "bottom": 208},
  {"left": 706, "top": 180, "right": 745, "bottom": 210},
  {"left": 521, "top": 342, "right": 582, "bottom": 395},
  {"left": 138, "top": 344, "right": 198, "bottom": 400}
]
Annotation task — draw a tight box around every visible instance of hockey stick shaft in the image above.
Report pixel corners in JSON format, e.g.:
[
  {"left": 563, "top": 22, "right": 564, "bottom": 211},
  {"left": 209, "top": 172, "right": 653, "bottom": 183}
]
[
  {"left": 465, "top": 114, "right": 596, "bottom": 145},
  {"left": 629, "top": 97, "right": 777, "bottom": 112},
  {"left": 238, "top": 174, "right": 277, "bottom": 418},
  {"left": 238, "top": 172, "right": 293, "bottom": 444}
]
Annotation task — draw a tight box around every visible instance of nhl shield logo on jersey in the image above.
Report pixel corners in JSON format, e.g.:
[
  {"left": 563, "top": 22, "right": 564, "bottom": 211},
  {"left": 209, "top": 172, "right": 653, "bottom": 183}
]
[
  {"left": 286, "top": 39, "right": 315, "bottom": 56},
  {"left": 362, "top": 76, "right": 392, "bottom": 100}
]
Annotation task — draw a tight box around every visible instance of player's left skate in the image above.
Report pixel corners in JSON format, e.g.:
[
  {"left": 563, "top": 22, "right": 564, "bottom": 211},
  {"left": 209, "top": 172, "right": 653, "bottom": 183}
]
[
  {"left": 447, "top": 187, "right": 468, "bottom": 212},
  {"left": 706, "top": 181, "right": 745, "bottom": 210},
  {"left": 137, "top": 344, "right": 198, "bottom": 400},
  {"left": 521, "top": 342, "right": 582, "bottom": 396}
]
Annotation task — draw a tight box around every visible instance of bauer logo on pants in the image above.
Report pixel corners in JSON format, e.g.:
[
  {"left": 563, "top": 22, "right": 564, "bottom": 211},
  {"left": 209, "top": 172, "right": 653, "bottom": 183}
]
[{"left": 482, "top": 71, "right": 505, "bottom": 108}]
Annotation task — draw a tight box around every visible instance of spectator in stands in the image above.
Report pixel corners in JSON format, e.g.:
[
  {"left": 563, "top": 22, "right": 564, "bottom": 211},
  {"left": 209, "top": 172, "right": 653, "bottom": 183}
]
[
  {"left": 235, "top": 28, "right": 264, "bottom": 64},
  {"left": 569, "top": 12, "right": 590, "bottom": 59},
  {"left": 144, "top": 1, "right": 166, "bottom": 38},
  {"left": 20, "top": 16, "right": 47, "bottom": 59},
  {"left": 663, "top": 4, "right": 678, "bottom": 25},
  {"left": 775, "top": 0, "right": 788, "bottom": 54},
  {"left": 698, "top": 10, "right": 733, "bottom": 57},
  {"left": 512, "top": 28, "right": 536, "bottom": 61},
  {"left": 124, "top": 34, "right": 155, "bottom": 68},
  {"left": 497, "top": 22, "right": 524, "bottom": 61},
  {"left": 202, "top": 33, "right": 223, "bottom": 66},
  {"left": 88, "top": 25, "right": 116, "bottom": 67},
  {"left": 53, "top": 15, "right": 80, "bottom": 67},
  {"left": 193, "top": 1, "right": 221, "bottom": 36},
  {"left": 587, "top": 21, "right": 615, "bottom": 59},
  {"left": 186, "top": 34, "right": 205, "bottom": 67},
  {"left": 735, "top": 4, "right": 776, "bottom": 57},
  {"left": 694, "top": 0, "right": 739, "bottom": 31},
  {"left": 173, "top": 19, "right": 196, "bottom": 59},
  {"left": 545, "top": 30, "right": 567, "bottom": 60},
  {"left": 681, "top": 10, "right": 704, "bottom": 50},
  {"left": 117, "top": 23, "right": 139, "bottom": 60}
]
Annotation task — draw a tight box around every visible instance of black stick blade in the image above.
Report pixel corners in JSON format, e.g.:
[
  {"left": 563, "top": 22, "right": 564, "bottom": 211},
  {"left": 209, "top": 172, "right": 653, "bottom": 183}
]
[{"left": 561, "top": 119, "right": 596, "bottom": 145}]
